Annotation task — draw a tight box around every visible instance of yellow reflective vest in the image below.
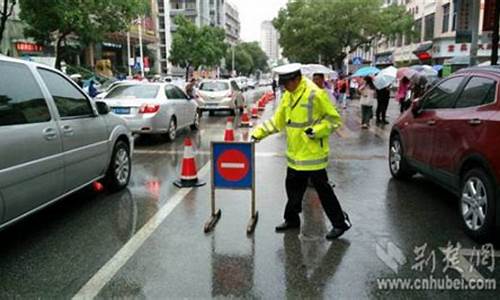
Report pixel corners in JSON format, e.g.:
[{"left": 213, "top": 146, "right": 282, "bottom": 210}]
[{"left": 252, "top": 77, "right": 342, "bottom": 171}]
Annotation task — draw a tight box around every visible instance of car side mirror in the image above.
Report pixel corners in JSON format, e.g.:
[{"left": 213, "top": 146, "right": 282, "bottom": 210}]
[
  {"left": 411, "top": 98, "right": 423, "bottom": 117},
  {"left": 95, "top": 101, "right": 110, "bottom": 115}
]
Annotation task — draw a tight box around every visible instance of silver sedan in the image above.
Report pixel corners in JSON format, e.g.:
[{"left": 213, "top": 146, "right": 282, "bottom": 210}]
[
  {"left": 195, "top": 79, "right": 245, "bottom": 116},
  {"left": 102, "top": 83, "right": 200, "bottom": 141}
]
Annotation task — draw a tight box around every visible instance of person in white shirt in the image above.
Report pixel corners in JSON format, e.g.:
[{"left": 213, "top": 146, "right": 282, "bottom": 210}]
[{"left": 358, "top": 76, "right": 376, "bottom": 129}]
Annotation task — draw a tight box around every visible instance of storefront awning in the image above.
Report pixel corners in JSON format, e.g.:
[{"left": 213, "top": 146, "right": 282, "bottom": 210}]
[
  {"left": 413, "top": 42, "right": 433, "bottom": 55},
  {"left": 413, "top": 42, "right": 433, "bottom": 60}
]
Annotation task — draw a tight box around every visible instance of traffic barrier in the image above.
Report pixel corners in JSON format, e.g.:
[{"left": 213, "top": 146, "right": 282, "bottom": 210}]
[
  {"left": 173, "top": 138, "right": 206, "bottom": 188},
  {"left": 224, "top": 117, "right": 235, "bottom": 141},
  {"left": 240, "top": 109, "right": 252, "bottom": 127}
]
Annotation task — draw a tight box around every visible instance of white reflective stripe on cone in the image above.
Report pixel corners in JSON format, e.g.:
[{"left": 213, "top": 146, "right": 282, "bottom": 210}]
[{"left": 183, "top": 146, "right": 194, "bottom": 159}]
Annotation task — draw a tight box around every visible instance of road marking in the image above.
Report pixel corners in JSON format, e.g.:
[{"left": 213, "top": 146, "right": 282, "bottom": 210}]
[
  {"left": 72, "top": 163, "right": 210, "bottom": 300},
  {"left": 220, "top": 162, "right": 245, "bottom": 169}
]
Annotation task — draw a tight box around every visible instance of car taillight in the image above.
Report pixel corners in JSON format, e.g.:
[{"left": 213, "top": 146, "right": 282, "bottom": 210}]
[{"left": 139, "top": 104, "right": 160, "bottom": 114}]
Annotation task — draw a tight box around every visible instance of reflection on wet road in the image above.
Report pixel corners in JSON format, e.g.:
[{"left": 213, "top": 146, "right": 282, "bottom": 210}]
[{"left": 0, "top": 88, "right": 498, "bottom": 299}]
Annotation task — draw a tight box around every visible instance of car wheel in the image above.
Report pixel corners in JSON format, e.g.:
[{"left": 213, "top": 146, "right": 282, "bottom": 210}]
[
  {"left": 105, "top": 140, "right": 131, "bottom": 192},
  {"left": 166, "top": 117, "right": 177, "bottom": 141},
  {"left": 389, "top": 134, "right": 415, "bottom": 180},
  {"left": 460, "top": 168, "right": 496, "bottom": 241},
  {"left": 190, "top": 110, "right": 200, "bottom": 130}
]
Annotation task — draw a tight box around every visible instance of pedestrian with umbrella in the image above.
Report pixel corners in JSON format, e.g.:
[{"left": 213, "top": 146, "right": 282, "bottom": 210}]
[
  {"left": 373, "top": 66, "right": 397, "bottom": 125},
  {"left": 396, "top": 67, "right": 416, "bottom": 113},
  {"left": 358, "top": 76, "right": 376, "bottom": 129}
]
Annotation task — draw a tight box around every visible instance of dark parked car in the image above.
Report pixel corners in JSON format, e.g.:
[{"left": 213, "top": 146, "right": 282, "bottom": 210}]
[{"left": 389, "top": 66, "right": 500, "bottom": 241}]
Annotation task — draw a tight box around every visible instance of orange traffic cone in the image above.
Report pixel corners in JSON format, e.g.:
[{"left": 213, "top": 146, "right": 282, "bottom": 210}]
[
  {"left": 174, "top": 138, "right": 206, "bottom": 188},
  {"left": 251, "top": 105, "right": 259, "bottom": 119},
  {"left": 224, "top": 117, "right": 235, "bottom": 141},
  {"left": 240, "top": 109, "right": 252, "bottom": 127},
  {"left": 258, "top": 99, "right": 265, "bottom": 111}
]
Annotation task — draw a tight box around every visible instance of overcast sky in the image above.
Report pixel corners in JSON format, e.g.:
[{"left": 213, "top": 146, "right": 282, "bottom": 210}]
[{"left": 229, "top": 0, "right": 288, "bottom": 42}]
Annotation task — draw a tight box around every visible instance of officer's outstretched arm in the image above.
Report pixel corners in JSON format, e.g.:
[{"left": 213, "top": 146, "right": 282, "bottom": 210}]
[
  {"left": 251, "top": 100, "right": 286, "bottom": 140},
  {"left": 311, "top": 91, "right": 342, "bottom": 138}
]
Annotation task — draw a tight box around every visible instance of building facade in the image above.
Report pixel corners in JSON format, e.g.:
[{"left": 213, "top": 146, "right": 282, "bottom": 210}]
[
  {"left": 157, "top": 0, "right": 239, "bottom": 75},
  {"left": 0, "top": 2, "right": 45, "bottom": 59},
  {"left": 365, "top": 0, "right": 498, "bottom": 68},
  {"left": 223, "top": 1, "right": 240, "bottom": 45},
  {"left": 260, "top": 20, "right": 280, "bottom": 65}
]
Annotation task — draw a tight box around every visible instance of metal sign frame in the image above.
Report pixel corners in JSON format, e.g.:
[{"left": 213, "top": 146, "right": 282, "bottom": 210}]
[{"left": 204, "top": 141, "right": 258, "bottom": 235}]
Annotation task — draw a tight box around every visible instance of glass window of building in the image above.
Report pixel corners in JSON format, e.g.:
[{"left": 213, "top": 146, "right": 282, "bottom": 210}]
[
  {"left": 442, "top": 4, "right": 450, "bottom": 33},
  {"left": 414, "top": 18, "right": 422, "bottom": 43},
  {"left": 424, "top": 14, "right": 434, "bottom": 41}
]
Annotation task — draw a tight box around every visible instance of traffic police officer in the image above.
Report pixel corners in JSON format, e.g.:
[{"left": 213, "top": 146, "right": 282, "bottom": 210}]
[{"left": 251, "top": 64, "right": 351, "bottom": 240}]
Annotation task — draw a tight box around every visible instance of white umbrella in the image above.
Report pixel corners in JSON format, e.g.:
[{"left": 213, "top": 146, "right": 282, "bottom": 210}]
[
  {"left": 410, "top": 65, "right": 438, "bottom": 77},
  {"left": 373, "top": 66, "right": 397, "bottom": 89},
  {"left": 302, "top": 64, "right": 338, "bottom": 79}
]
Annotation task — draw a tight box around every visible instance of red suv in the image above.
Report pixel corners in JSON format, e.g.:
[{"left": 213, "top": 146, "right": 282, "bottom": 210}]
[{"left": 389, "top": 66, "right": 500, "bottom": 241}]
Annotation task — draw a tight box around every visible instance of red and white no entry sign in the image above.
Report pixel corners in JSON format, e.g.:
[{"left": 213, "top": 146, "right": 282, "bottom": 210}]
[{"left": 216, "top": 149, "right": 250, "bottom": 182}]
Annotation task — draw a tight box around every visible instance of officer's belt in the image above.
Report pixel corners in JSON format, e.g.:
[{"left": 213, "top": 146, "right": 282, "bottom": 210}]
[{"left": 287, "top": 156, "right": 329, "bottom": 166}]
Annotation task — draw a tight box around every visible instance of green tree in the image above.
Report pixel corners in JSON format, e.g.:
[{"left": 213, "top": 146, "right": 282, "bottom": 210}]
[
  {"left": 19, "top": 0, "right": 148, "bottom": 69},
  {"left": 169, "top": 16, "right": 227, "bottom": 80},
  {"left": 241, "top": 42, "right": 269, "bottom": 74},
  {"left": 0, "top": 0, "right": 16, "bottom": 48},
  {"left": 273, "top": 0, "right": 414, "bottom": 69},
  {"left": 226, "top": 44, "right": 253, "bottom": 76},
  {"left": 226, "top": 42, "right": 269, "bottom": 76}
]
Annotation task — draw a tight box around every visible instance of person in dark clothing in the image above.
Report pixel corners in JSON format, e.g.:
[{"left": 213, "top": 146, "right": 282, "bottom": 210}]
[
  {"left": 376, "top": 87, "right": 390, "bottom": 125},
  {"left": 272, "top": 79, "right": 277, "bottom": 97}
]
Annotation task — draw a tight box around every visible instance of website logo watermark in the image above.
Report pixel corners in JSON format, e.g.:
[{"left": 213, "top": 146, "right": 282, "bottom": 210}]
[{"left": 375, "top": 240, "right": 499, "bottom": 291}]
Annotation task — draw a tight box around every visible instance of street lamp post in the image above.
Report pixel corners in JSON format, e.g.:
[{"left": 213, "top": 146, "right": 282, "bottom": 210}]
[
  {"left": 491, "top": 0, "right": 500, "bottom": 65},
  {"left": 231, "top": 44, "right": 235, "bottom": 76},
  {"left": 138, "top": 17, "right": 145, "bottom": 78},
  {"left": 469, "top": 0, "right": 480, "bottom": 66},
  {"left": 127, "top": 32, "right": 132, "bottom": 77}
]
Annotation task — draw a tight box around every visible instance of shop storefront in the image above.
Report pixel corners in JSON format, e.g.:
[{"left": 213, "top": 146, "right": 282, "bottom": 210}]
[{"left": 374, "top": 51, "right": 394, "bottom": 67}]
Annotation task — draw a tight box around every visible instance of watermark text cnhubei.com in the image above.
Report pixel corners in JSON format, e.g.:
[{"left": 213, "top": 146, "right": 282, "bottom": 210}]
[{"left": 377, "top": 275, "right": 496, "bottom": 291}]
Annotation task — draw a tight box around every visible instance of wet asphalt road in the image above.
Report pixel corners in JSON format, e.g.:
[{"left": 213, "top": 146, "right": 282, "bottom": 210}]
[{"left": 0, "top": 87, "right": 499, "bottom": 299}]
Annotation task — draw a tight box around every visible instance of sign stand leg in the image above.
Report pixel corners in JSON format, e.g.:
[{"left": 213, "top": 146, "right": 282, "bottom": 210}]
[
  {"left": 204, "top": 169, "right": 221, "bottom": 233},
  {"left": 246, "top": 189, "right": 258, "bottom": 235},
  {"left": 246, "top": 142, "right": 258, "bottom": 235}
]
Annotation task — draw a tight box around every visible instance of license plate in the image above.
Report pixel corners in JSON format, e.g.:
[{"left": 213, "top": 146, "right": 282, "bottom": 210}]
[
  {"left": 112, "top": 107, "right": 130, "bottom": 114},
  {"left": 206, "top": 103, "right": 218, "bottom": 107}
]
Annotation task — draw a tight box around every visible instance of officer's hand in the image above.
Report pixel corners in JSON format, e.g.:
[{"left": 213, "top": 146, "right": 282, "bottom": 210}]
[
  {"left": 304, "top": 128, "right": 315, "bottom": 139},
  {"left": 250, "top": 135, "right": 261, "bottom": 143}
]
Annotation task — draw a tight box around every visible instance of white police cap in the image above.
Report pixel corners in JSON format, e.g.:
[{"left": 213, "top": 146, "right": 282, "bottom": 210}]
[{"left": 273, "top": 63, "right": 302, "bottom": 84}]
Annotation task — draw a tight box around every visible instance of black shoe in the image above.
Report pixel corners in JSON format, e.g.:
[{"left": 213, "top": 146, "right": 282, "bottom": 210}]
[
  {"left": 382, "top": 120, "right": 389, "bottom": 125},
  {"left": 326, "top": 212, "right": 351, "bottom": 240},
  {"left": 275, "top": 221, "right": 300, "bottom": 232}
]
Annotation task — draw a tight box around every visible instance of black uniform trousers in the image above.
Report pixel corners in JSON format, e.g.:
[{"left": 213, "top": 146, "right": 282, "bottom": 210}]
[{"left": 284, "top": 167, "right": 347, "bottom": 229}]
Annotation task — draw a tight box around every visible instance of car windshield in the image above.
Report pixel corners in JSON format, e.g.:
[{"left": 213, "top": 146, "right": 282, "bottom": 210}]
[
  {"left": 105, "top": 85, "right": 159, "bottom": 99},
  {"left": 199, "top": 82, "right": 229, "bottom": 92}
]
